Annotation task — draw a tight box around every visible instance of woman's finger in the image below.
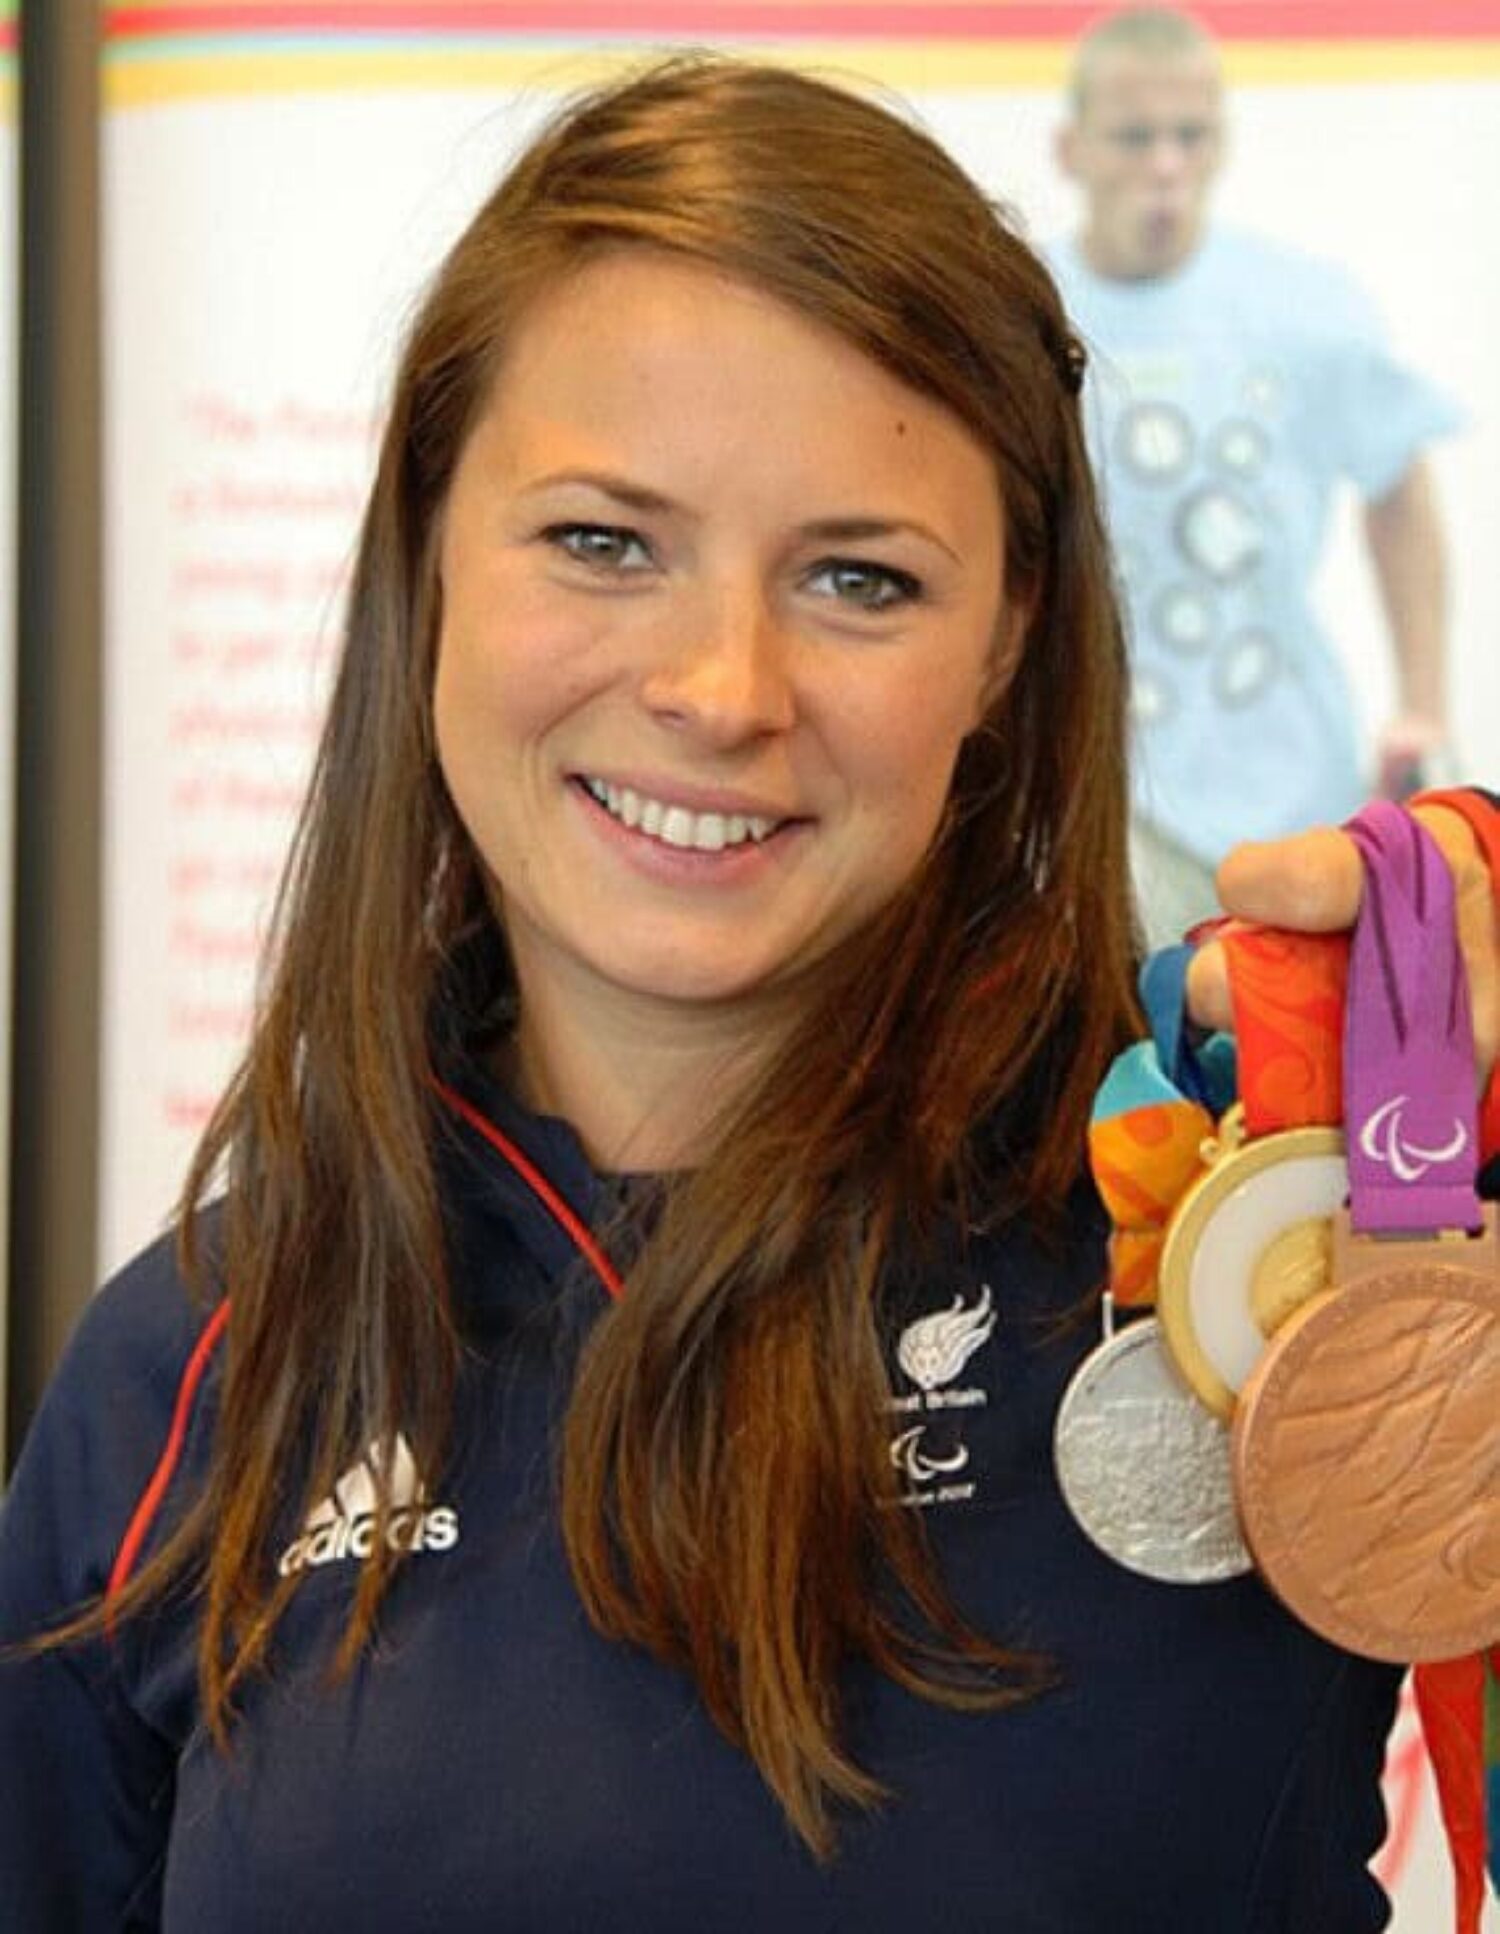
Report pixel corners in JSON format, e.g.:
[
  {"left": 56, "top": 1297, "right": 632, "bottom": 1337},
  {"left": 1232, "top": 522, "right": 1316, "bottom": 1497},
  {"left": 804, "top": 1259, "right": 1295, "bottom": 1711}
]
[{"left": 1181, "top": 807, "right": 1497, "bottom": 1084}]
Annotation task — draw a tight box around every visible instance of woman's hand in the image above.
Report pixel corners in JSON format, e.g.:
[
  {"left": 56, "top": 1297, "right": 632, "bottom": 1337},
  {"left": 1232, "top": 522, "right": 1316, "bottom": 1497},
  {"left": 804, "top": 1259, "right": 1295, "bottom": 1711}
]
[{"left": 1184, "top": 803, "right": 1499, "bottom": 1088}]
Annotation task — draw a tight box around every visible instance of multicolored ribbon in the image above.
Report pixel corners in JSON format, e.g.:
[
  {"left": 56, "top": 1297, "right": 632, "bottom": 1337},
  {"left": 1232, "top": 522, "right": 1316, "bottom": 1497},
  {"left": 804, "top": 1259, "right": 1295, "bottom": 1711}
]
[{"left": 1088, "top": 944, "right": 1235, "bottom": 1308}]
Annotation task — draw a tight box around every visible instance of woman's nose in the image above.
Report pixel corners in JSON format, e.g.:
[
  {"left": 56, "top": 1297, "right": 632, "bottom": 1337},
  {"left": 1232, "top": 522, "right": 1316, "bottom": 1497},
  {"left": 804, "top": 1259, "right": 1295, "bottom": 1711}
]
[{"left": 639, "top": 586, "right": 797, "bottom": 743}]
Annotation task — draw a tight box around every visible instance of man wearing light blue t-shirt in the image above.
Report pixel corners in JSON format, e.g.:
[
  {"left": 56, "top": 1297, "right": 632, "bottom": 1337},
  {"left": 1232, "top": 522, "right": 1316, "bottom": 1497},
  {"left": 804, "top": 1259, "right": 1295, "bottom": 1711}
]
[{"left": 1046, "top": 7, "right": 1459, "bottom": 944}]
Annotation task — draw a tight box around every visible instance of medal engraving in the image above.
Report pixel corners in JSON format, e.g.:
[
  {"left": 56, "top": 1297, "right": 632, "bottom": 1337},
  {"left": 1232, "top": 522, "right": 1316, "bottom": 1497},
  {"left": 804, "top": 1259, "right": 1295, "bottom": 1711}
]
[
  {"left": 1055, "top": 1317, "right": 1251, "bottom": 1584},
  {"left": 1233, "top": 1214, "right": 1500, "bottom": 1662}
]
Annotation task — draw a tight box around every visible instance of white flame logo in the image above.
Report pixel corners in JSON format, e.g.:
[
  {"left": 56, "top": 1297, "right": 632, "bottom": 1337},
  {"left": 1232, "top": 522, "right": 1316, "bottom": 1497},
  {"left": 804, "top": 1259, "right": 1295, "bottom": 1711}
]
[
  {"left": 897, "top": 1286, "right": 996, "bottom": 1392},
  {"left": 1358, "top": 1095, "right": 1468, "bottom": 1184}
]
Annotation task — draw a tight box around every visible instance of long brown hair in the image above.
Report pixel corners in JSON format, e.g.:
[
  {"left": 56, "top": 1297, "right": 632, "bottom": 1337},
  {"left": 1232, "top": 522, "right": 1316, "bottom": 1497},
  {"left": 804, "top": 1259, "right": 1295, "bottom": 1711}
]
[{"left": 115, "top": 55, "right": 1138, "bottom": 1854}]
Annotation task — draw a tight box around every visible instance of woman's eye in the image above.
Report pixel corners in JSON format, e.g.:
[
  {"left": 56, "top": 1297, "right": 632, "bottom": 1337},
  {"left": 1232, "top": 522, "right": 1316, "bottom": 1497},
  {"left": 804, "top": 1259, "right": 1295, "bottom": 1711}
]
[
  {"left": 544, "top": 523, "right": 653, "bottom": 572},
  {"left": 806, "top": 558, "right": 921, "bottom": 612}
]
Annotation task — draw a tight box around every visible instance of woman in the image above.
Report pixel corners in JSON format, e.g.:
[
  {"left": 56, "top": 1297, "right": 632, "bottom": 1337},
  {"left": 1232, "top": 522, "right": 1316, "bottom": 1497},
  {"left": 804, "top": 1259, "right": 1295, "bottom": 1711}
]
[{"left": 1, "top": 55, "right": 1493, "bottom": 1931}]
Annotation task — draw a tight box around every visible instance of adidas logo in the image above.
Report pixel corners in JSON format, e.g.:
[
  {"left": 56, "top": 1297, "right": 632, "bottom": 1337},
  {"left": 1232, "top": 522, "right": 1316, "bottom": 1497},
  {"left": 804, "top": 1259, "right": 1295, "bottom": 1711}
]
[{"left": 277, "top": 1433, "right": 460, "bottom": 1576}]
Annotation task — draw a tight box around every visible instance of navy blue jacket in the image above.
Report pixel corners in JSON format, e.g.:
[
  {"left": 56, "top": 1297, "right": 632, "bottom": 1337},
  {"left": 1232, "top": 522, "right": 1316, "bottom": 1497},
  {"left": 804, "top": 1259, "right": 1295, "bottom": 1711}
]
[{"left": 0, "top": 1060, "right": 1402, "bottom": 1931}]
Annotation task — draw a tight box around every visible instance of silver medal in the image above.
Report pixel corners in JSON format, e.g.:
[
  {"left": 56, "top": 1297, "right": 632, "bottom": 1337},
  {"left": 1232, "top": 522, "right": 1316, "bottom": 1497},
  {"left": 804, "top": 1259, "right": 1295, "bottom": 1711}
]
[{"left": 1054, "top": 1306, "right": 1251, "bottom": 1584}]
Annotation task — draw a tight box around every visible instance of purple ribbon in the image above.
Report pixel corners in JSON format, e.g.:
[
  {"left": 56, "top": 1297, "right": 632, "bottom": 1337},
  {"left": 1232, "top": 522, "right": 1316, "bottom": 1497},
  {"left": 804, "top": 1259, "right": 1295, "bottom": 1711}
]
[{"left": 1344, "top": 800, "right": 1481, "bottom": 1235}]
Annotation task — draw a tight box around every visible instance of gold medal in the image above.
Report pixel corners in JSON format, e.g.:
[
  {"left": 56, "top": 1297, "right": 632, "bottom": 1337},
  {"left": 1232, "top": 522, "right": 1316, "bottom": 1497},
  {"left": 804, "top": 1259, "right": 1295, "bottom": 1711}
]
[{"left": 1157, "top": 1106, "right": 1346, "bottom": 1420}]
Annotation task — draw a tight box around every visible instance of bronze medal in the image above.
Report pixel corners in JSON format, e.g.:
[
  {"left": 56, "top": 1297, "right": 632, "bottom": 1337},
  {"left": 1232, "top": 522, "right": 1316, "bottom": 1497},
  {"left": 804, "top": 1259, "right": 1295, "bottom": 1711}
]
[{"left": 1231, "top": 1207, "right": 1500, "bottom": 1662}]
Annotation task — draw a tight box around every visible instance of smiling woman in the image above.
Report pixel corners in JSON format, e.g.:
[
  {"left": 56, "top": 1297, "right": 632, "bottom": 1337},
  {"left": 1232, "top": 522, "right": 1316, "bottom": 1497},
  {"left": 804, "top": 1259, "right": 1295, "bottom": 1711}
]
[
  {"left": 433, "top": 251, "right": 1008, "bottom": 1116},
  {"left": 0, "top": 50, "right": 1494, "bottom": 1934}
]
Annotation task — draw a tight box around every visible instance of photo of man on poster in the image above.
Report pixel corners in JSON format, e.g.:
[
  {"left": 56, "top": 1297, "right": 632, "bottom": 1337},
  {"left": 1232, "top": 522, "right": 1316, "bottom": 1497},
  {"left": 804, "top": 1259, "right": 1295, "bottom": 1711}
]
[{"left": 1046, "top": 5, "right": 1461, "bottom": 944}]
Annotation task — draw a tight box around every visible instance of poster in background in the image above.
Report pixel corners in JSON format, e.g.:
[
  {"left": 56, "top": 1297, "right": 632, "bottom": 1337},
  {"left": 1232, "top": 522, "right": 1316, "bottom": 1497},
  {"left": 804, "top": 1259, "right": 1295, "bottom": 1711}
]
[{"left": 101, "top": 8, "right": 1500, "bottom": 1928}]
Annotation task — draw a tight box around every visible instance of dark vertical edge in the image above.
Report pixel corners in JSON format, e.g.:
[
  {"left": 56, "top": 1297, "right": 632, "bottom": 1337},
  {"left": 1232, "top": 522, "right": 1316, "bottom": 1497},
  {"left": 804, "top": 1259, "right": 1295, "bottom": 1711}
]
[{"left": 7, "top": 7, "right": 102, "bottom": 1468}]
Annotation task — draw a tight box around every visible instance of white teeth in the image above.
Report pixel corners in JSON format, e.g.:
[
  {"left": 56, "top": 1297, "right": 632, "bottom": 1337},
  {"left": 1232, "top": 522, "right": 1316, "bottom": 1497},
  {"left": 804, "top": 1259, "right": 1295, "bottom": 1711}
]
[
  {"left": 583, "top": 778, "right": 778, "bottom": 851},
  {"left": 601, "top": 782, "right": 644, "bottom": 829}
]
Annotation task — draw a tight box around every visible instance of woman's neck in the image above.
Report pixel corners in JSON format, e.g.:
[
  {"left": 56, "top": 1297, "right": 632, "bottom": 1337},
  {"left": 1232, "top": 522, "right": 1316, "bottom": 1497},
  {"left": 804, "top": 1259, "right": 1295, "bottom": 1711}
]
[{"left": 502, "top": 969, "right": 794, "bottom": 1173}]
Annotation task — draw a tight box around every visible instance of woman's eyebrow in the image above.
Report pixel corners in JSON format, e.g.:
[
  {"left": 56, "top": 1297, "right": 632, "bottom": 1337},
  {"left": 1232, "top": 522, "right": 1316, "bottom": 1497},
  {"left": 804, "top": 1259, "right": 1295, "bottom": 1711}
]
[
  {"left": 519, "top": 469, "right": 680, "bottom": 515},
  {"left": 801, "top": 515, "right": 961, "bottom": 563}
]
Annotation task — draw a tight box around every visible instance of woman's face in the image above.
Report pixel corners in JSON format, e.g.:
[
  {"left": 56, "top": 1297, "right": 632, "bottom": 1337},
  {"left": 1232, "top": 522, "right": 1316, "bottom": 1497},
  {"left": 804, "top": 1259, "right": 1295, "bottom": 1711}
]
[{"left": 433, "top": 250, "right": 1012, "bottom": 1023}]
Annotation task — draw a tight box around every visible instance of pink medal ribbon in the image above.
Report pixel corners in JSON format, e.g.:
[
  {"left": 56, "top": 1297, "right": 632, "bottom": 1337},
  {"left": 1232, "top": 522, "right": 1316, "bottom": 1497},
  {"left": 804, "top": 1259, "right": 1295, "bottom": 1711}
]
[{"left": 1343, "top": 800, "right": 1482, "bottom": 1236}]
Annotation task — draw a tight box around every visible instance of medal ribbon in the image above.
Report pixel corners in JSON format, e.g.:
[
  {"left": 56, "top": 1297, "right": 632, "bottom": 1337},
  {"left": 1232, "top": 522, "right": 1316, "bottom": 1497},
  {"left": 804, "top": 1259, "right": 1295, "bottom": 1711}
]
[
  {"left": 1219, "top": 925, "right": 1348, "bottom": 1136},
  {"left": 1343, "top": 799, "right": 1481, "bottom": 1236},
  {"left": 1087, "top": 946, "right": 1234, "bottom": 1308}
]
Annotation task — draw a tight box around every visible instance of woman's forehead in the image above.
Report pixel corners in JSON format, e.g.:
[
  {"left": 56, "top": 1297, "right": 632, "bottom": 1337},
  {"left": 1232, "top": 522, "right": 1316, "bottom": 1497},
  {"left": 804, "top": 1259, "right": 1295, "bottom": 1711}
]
[{"left": 456, "top": 251, "right": 1005, "bottom": 553}]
